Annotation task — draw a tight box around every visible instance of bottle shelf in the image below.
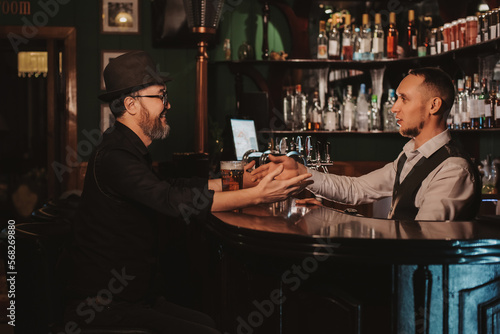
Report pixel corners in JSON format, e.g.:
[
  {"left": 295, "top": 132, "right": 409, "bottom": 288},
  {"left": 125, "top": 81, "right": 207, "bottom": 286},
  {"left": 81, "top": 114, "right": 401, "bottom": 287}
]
[
  {"left": 259, "top": 128, "right": 500, "bottom": 135},
  {"left": 214, "top": 36, "right": 500, "bottom": 70}
]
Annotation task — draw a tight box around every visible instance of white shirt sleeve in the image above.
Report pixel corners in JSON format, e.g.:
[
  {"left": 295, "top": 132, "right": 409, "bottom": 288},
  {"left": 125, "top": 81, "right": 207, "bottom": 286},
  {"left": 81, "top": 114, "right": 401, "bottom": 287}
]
[
  {"left": 306, "top": 161, "right": 396, "bottom": 205},
  {"left": 305, "top": 156, "right": 477, "bottom": 221}
]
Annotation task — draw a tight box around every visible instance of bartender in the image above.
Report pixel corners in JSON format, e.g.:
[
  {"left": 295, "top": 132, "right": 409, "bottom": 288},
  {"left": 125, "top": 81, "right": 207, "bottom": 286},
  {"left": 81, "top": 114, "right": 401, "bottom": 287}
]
[{"left": 252, "top": 67, "right": 481, "bottom": 221}]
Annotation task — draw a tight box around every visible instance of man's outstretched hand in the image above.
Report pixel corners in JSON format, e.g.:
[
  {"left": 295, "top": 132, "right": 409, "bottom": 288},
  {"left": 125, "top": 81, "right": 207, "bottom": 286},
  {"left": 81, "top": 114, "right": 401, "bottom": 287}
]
[{"left": 251, "top": 155, "right": 309, "bottom": 183}]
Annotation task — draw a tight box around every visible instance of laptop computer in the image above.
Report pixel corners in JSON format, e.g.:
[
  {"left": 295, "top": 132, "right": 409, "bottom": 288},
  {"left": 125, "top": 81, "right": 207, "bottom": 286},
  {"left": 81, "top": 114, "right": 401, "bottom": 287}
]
[{"left": 230, "top": 118, "right": 259, "bottom": 160}]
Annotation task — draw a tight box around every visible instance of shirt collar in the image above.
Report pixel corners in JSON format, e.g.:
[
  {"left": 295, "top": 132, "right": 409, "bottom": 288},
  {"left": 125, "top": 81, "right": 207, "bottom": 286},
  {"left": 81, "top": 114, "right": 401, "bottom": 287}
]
[
  {"left": 402, "top": 129, "right": 451, "bottom": 158},
  {"left": 114, "top": 121, "right": 150, "bottom": 156}
]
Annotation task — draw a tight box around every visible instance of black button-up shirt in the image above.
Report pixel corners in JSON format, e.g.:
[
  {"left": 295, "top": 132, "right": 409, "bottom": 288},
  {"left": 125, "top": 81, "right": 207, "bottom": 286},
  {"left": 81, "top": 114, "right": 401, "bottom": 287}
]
[{"left": 68, "top": 121, "right": 214, "bottom": 302}]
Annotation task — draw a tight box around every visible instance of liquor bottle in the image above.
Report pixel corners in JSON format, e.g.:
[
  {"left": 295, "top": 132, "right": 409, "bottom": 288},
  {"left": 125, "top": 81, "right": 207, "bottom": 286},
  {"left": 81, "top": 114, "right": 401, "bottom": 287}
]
[
  {"left": 481, "top": 13, "right": 489, "bottom": 42},
  {"left": 283, "top": 87, "right": 295, "bottom": 130},
  {"left": 478, "top": 78, "right": 488, "bottom": 127},
  {"left": 307, "top": 91, "right": 322, "bottom": 130},
  {"left": 328, "top": 14, "right": 341, "bottom": 60},
  {"left": 429, "top": 28, "right": 437, "bottom": 55},
  {"left": 353, "top": 24, "right": 362, "bottom": 61},
  {"left": 448, "top": 81, "right": 459, "bottom": 129},
  {"left": 294, "top": 84, "right": 308, "bottom": 131},
  {"left": 383, "top": 89, "right": 397, "bottom": 131},
  {"left": 406, "top": 9, "right": 418, "bottom": 57},
  {"left": 370, "top": 94, "right": 382, "bottom": 131},
  {"left": 360, "top": 13, "right": 373, "bottom": 60},
  {"left": 453, "top": 83, "right": 461, "bottom": 129},
  {"left": 317, "top": 20, "right": 328, "bottom": 59},
  {"left": 484, "top": 80, "right": 495, "bottom": 129},
  {"left": 324, "top": 96, "right": 337, "bottom": 131},
  {"left": 372, "top": 13, "right": 384, "bottom": 60},
  {"left": 436, "top": 26, "right": 444, "bottom": 53},
  {"left": 471, "top": 73, "right": 482, "bottom": 129},
  {"left": 356, "top": 84, "right": 369, "bottom": 131},
  {"left": 420, "top": 16, "right": 432, "bottom": 56},
  {"left": 490, "top": 10, "right": 498, "bottom": 40},
  {"left": 447, "top": 101, "right": 456, "bottom": 129},
  {"left": 450, "top": 20, "right": 458, "bottom": 50},
  {"left": 496, "top": 96, "right": 500, "bottom": 127},
  {"left": 343, "top": 85, "right": 356, "bottom": 131},
  {"left": 387, "top": 12, "right": 399, "bottom": 59},
  {"left": 342, "top": 14, "right": 353, "bottom": 61},
  {"left": 458, "top": 79, "right": 470, "bottom": 129}
]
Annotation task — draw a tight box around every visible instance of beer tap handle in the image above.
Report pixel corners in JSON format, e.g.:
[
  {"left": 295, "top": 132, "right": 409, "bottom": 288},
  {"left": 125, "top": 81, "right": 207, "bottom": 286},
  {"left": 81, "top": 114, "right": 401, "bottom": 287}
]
[
  {"left": 325, "top": 142, "right": 331, "bottom": 163},
  {"left": 289, "top": 138, "right": 296, "bottom": 152},
  {"left": 279, "top": 137, "right": 288, "bottom": 154},
  {"left": 315, "top": 141, "right": 322, "bottom": 162},
  {"left": 268, "top": 138, "right": 274, "bottom": 152},
  {"left": 296, "top": 136, "right": 303, "bottom": 154},
  {"left": 305, "top": 136, "right": 312, "bottom": 161}
]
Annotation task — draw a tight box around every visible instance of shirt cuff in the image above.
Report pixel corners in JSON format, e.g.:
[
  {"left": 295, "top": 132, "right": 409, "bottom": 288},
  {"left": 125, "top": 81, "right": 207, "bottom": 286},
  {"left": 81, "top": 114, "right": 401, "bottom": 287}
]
[{"left": 306, "top": 168, "right": 325, "bottom": 193}]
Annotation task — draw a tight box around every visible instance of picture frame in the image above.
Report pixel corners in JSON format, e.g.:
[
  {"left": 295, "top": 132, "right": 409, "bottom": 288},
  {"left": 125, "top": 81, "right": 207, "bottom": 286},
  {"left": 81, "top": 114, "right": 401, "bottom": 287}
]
[
  {"left": 100, "top": 104, "right": 115, "bottom": 133},
  {"left": 101, "top": 0, "right": 140, "bottom": 34},
  {"left": 101, "top": 50, "right": 130, "bottom": 90}
]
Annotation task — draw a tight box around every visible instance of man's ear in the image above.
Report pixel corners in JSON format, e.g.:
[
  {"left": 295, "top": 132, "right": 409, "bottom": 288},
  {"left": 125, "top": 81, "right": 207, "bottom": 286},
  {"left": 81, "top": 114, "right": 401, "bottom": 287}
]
[
  {"left": 123, "top": 96, "right": 137, "bottom": 116},
  {"left": 429, "top": 97, "right": 442, "bottom": 115}
]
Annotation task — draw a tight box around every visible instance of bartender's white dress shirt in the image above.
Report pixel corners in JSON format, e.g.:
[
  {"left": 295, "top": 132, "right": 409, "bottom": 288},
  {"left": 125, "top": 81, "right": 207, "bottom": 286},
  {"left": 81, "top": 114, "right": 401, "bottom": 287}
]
[{"left": 307, "top": 130, "right": 477, "bottom": 221}]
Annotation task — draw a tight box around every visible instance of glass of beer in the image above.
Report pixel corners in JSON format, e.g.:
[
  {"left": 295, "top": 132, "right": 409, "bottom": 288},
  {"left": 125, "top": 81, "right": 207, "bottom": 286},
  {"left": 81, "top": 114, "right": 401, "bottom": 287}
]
[{"left": 220, "top": 161, "right": 244, "bottom": 191}]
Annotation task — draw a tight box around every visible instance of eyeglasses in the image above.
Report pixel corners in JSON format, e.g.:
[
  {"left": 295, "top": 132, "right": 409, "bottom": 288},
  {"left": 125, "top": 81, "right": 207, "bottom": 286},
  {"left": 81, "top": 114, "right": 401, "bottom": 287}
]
[{"left": 132, "top": 92, "right": 168, "bottom": 105}]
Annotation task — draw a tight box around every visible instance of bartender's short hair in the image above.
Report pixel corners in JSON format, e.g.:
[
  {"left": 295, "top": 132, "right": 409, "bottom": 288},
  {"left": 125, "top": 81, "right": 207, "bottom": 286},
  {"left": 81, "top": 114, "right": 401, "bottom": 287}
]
[{"left": 407, "top": 67, "right": 455, "bottom": 116}]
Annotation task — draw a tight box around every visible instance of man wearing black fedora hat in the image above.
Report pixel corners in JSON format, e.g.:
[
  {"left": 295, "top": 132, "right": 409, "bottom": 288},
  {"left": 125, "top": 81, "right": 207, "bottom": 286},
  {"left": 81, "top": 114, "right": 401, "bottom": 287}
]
[{"left": 64, "top": 51, "right": 311, "bottom": 333}]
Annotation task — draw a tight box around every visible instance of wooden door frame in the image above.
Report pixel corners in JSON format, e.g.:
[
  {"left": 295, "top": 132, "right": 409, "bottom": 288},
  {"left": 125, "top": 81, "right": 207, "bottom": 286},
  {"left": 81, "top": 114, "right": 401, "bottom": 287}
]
[{"left": 0, "top": 26, "right": 77, "bottom": 198}]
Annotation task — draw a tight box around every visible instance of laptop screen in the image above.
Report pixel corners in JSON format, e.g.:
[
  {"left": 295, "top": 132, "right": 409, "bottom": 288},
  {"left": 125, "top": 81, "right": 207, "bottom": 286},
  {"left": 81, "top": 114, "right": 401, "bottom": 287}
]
[{"left": 230, "top": 119, "right": 259, "bottom": 160}]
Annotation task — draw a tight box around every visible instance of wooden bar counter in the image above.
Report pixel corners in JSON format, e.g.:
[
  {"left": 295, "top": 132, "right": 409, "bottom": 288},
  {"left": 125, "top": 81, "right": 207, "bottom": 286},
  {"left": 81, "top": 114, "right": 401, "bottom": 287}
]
[{"left": 203, "top": 199, "right": 500, "bottom": 334}]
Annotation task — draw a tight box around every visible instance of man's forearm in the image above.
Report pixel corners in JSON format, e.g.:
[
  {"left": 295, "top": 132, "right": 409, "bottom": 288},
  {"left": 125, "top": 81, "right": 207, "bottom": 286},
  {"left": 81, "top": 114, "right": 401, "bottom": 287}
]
[
  {"left": 211, "top": 188, "right": 261, "bottom": 211},
  {"left": 208, "top": 179, "right": 222, "bottom": 192}
]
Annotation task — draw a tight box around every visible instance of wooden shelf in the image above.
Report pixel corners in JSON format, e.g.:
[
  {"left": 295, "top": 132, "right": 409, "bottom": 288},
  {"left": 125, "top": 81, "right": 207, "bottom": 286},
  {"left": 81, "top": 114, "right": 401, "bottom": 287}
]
[
  {"left": 213, "top": 36, "right": 500, "bottom": 70},
  {"left": 258, "top": 129, "right": 399, "bottom": 134},
  {"left": 259, "top": 128, "right": 500, "bottom": 135}
]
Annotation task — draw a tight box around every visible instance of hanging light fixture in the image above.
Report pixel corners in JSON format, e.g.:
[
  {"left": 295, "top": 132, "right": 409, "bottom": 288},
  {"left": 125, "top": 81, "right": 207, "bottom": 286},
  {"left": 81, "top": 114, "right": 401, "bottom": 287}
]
[{"left": 183, "top": 0, "right": 225, "bottom": 153}]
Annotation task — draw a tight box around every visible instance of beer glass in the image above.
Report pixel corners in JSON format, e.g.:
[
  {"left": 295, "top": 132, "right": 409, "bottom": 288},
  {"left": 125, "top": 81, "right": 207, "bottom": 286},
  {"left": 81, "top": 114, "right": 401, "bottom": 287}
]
[{"left": 220, "top": 161, "right": 244, "bottom": 191}]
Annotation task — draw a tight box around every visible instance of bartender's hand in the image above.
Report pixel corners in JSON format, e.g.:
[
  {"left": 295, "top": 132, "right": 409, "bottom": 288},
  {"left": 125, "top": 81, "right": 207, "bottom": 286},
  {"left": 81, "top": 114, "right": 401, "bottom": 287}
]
[
  {"left": 243, "top": 160, "right": 257, "bottom": 188},
  {"left": 251, "top": 155, "right": 308, "bottom": 182},
  {"left": 254, "top": 164, "right": 313, "bottom": 203},
  {"left": 295, "top": 198, "right": 323, "bottom": 207}
]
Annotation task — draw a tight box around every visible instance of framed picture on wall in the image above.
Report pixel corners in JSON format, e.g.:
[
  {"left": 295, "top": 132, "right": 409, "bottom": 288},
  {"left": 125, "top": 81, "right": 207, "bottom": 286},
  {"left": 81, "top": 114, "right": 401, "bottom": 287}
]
[
  {"left": 101, "top": 50, "right": 130, "bottom": 90},
  {"left": 101, "top": 0, "right": 140, "bottom": 34},
  {"left": 100, "top": 104, "right": 115, "bottom": 132}
]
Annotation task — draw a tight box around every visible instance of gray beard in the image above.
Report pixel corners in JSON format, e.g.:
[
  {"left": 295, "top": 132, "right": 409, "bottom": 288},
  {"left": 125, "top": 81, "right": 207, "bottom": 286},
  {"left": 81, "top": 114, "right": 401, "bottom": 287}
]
[{"left": 139, "top": 107, "right": 170, "bottom": 140}]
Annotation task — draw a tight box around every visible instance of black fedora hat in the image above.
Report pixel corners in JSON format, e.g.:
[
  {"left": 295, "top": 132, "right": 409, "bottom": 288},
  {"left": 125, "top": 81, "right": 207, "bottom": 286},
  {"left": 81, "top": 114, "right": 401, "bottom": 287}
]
[{"left": 99, "top": 51, "right": 172, "bottom": 102}]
